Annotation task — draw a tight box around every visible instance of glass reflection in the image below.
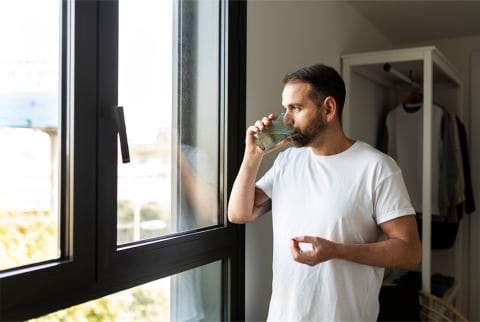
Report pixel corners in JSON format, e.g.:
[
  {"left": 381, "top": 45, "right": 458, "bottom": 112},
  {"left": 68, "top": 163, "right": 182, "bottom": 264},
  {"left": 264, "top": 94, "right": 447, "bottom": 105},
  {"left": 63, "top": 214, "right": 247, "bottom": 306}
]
[{"left": 117, "top": 0, "right": 221, "bottom": 244}]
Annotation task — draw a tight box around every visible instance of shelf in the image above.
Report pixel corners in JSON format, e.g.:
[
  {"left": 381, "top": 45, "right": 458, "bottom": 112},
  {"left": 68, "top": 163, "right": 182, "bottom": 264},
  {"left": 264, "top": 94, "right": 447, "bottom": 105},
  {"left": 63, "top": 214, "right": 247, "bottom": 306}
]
[{"left": 342, "top": 46, "right": 464, "bottom": 296}]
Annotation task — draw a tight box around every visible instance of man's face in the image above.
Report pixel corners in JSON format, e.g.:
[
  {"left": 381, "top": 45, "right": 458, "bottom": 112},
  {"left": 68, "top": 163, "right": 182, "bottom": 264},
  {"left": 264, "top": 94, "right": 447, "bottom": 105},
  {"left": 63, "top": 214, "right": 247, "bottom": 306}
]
[{"left": 282, "top": 81, "right": 326, "bottom": 147}]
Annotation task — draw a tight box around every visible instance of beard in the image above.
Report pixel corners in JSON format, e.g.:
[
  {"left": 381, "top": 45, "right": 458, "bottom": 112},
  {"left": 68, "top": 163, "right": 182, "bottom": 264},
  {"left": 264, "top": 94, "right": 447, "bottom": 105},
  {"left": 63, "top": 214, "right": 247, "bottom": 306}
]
[{"left": 291, "top": 109, "right": 326, "bottom": 147}]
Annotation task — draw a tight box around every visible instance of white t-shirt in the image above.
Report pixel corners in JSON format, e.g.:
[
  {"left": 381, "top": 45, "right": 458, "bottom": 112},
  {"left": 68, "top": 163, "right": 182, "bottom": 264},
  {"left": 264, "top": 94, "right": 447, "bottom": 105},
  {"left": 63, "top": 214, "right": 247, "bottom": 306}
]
[
  {"left": 385, "top": 103, "right": 444, "bottom": 214},
  {"left": 256, "top": 141, "right": 415, "bottom": 322}
]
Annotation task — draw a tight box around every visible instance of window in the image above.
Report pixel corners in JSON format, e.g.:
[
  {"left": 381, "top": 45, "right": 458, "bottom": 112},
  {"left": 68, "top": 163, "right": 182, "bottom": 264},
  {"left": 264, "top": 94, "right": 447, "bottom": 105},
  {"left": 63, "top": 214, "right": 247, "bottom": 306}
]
[
  {"left": 31, "top": 261, "right": 222, "bottom": 321},
  {"left": 116, "top": 0, "right": 221, "bottom": 244},
  {"left": 0, "top": 1, "right": 246, "bottom": 321},
  {"left": 0, "top": 0, "right": 61, "bottom": 272}
]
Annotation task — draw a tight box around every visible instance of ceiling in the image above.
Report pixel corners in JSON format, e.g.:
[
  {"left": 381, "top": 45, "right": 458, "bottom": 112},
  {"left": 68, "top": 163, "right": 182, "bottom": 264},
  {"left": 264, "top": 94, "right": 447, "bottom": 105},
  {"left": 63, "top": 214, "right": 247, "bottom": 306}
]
[{"left": 346, "top": 1, "right": 480, "bottom": 43}]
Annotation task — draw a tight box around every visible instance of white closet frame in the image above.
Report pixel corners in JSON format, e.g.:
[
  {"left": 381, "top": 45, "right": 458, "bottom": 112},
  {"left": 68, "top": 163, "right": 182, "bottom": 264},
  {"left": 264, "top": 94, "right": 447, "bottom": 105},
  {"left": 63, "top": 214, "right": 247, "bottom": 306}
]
[{"left": 341, "top": 46, "right": 464, "bottom": 297}]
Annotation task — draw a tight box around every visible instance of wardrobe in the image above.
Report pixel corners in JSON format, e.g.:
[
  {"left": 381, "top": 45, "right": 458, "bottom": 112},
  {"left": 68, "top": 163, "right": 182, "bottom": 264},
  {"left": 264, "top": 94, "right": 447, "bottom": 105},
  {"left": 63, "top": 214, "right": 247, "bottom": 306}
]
[{"left": 341, "top": 46, "right": 466, "bottom": 305}]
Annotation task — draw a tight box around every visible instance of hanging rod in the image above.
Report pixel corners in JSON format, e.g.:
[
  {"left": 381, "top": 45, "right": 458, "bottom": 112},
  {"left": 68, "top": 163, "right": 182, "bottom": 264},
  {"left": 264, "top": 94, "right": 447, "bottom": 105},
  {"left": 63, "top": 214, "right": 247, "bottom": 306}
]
[{"left": 383, "top": 63, "right": 422, "bottom": 89}]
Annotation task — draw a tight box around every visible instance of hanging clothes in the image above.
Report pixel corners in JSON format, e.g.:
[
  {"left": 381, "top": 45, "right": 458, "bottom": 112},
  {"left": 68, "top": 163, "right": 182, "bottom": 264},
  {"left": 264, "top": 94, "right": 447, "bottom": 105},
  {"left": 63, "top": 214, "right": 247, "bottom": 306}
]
[
  {"left": 379, "top": 102, "right": 474, "bottom": 249},
  {"left": 381, "top": 102, "right": 455, "bottom": 219},
  {"left": 445, "top": 112, "right": 464, "bottom": 223},
  {"left": 456, "top": 116, "right": 476, "bottom": 215}
]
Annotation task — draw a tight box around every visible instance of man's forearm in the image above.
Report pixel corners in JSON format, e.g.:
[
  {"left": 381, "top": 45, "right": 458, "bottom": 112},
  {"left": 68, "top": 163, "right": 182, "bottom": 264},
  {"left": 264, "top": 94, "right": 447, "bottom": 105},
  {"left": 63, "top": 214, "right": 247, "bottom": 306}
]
[
  {"left": 334, "top": 238, "right": 421, "bottom": 270},
  {"left": 291, "top": 216, "right": 421, "bottom": 269},
  {"left": 227, "top": 153, "right": 263, "bottom": 223}
]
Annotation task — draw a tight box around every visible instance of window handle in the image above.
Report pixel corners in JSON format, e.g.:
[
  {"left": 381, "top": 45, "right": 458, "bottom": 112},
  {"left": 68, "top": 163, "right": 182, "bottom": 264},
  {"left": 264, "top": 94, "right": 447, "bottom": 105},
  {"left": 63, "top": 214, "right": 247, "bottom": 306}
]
[{"left": 113, "top": 106, "right": 130, "bottom": 163}]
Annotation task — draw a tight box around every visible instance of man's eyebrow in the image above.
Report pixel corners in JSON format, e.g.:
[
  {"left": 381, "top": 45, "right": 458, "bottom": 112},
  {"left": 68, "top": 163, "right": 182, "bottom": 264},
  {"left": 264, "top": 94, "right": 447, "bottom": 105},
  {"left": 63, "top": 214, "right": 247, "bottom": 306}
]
[{"left": 287, "top": 103, "right": 304, "bottom": 109}]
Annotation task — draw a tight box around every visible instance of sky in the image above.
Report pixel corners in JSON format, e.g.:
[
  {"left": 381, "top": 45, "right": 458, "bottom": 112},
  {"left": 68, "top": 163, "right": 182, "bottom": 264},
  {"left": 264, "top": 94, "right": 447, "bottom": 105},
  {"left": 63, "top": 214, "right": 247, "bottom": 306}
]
[
  {"left": 0, "top": 0, "right": 173, "bottom": 143},
  {"left": 0, "top": 0, "right": 174, "bottom": 211}
]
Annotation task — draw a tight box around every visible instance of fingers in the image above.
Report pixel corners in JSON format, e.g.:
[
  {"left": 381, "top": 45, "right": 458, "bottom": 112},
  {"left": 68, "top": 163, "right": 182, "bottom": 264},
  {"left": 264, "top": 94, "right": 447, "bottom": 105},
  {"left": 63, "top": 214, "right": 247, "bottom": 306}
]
[
  {"left": 290, "top": 238, "right": 316, "bottom": 266},
  {"left": 245, "top": 113, "right": 280, "bottom": 152},
  {"left": 291, "top": 236, "right": 313, "bottom": 254},
  {"left": 293, "top": 235, "right": 316, "bottom": 244},
  {"left": 290, "top": 237, "right": 303, "bottom": 261},
  {"left": 253, "top": 113, "right": 276, "bottom": 132},
  {"left": 290, "top": 236, "right": 328, "bottom": 267},
  {"left": 246, "top": 114, "right": 275, "bottom": 137},
  {"left": 291, "top": 237, "right": 309, "bottom": 256},
  {"left": 291, "top": 237, "right": 300, "bottom": 251},
  {"left": 246, "top": 125, "right": 259, "bottom": 136}
]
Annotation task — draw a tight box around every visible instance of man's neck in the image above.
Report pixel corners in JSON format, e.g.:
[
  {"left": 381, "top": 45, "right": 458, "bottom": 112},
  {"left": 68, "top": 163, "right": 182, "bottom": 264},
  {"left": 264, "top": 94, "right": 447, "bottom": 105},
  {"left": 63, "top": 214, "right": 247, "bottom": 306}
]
[{"left": 310, "top": 131, "right": 355, "bottom": 156}]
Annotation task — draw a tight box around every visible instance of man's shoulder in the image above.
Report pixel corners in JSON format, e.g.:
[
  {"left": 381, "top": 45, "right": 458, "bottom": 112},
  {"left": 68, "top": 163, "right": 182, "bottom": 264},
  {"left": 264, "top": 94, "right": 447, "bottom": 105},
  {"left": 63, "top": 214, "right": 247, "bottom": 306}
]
[
  {"left": 354, "top": 141, "right": 399, "bottom": 168},
  {"left": 353, "top": 140, "right": 384, "bottom": 157}
]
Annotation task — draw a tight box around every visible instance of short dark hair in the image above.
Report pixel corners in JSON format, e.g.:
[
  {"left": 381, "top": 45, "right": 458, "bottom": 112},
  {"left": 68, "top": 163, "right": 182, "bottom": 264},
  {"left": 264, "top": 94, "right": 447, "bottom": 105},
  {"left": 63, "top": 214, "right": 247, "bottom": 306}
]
[{"left": 283, "top": 64, "right": 346, "bottom": 117}]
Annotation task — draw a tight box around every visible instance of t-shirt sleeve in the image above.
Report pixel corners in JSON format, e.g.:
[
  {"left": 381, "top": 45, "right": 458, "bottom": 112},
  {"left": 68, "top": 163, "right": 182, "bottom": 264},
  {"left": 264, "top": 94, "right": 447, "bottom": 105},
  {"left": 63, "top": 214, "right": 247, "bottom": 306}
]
[
  {"left": 256, "top": 151, "right": 287, "bottom": 198},
  {"left": 256, "top": 167, "right": 275, "bottom": 198},
  {"left": 374, "top": 169, "right": 416, "bottom": 225}
]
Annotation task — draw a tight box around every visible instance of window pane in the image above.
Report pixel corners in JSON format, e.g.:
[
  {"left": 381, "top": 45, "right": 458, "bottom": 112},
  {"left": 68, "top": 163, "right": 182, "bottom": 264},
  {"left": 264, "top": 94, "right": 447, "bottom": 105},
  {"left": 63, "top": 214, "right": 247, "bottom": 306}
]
[
  {"left": 29, "top": 260, "right": 223, "bottom": 322},
  {"left": 0, "top": 0, "right": 61, "bottom": 270},
  {"left": 117, "top": 0, "right": 221, "bottom": 244}
]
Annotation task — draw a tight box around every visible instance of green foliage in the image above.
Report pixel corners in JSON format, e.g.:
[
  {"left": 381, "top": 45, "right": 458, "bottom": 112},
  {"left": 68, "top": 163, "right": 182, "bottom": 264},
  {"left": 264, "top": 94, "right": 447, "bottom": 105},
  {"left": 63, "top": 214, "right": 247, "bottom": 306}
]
[
  {"left": 30, "top": 283, "right": 170, "bottom": 322},
  {"left": 117, "top": 200, "right": 134, "bottom": 224},
  {"left": 1, "top": 209, "right": 170, "bottom": 321},
  {"left": 140, "top": 202, "right": 162, "bottom": 221},
  {"left": 0, "top": 210, "right": 57, "bottom": 270}
]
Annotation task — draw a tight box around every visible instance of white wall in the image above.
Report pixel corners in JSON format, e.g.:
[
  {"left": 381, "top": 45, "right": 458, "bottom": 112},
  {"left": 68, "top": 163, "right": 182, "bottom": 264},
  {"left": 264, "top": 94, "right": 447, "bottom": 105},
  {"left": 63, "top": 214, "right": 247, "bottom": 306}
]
[
  {"left": 245, "top": 1, "right": 480, "bottom": 321},
  {"left": 245, "top": 2, "right": 393, "bottom": 320}
]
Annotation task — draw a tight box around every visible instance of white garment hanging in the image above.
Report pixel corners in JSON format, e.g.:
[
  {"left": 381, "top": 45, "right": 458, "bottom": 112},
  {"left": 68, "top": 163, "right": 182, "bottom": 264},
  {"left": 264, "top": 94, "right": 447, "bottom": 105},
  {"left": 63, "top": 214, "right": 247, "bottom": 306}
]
[{"left": 385, "top": 103, "right": 444, "bottom": 215}]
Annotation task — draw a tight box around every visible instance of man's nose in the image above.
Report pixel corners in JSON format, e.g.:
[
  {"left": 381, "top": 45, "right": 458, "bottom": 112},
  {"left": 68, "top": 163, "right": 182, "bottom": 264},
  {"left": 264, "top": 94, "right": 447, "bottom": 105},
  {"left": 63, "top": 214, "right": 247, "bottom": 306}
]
[{"left": 283, "top": 110, "right": 294, "bottom": 125}]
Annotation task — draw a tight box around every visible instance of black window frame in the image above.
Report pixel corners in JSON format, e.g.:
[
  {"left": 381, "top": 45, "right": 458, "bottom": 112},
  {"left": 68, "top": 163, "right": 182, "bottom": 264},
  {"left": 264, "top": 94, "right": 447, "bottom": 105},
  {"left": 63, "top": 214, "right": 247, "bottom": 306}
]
[{"left": 0, "top": 0, "right": 246, "bottom": 320}]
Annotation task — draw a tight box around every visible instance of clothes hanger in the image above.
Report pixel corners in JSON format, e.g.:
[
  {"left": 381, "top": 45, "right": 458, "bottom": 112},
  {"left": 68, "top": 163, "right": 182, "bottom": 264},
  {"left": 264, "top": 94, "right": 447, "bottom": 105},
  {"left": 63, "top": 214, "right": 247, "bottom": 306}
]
[
  {"left": 383, "top": 64, "right": 423, "bottom": 110},
  {"left": 404, "top": 89, "right": 423, "bottom": 105},
  {"left": 402, "top": 89, "right": 423, "bottom": 113}
]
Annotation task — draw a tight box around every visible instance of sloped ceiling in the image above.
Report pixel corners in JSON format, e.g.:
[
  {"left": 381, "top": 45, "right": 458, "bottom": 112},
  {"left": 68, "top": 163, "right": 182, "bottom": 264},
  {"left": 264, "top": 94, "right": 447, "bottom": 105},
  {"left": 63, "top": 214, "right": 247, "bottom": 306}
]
[{"left": 346, "top": 1, "right": 480, "bottom": 42}]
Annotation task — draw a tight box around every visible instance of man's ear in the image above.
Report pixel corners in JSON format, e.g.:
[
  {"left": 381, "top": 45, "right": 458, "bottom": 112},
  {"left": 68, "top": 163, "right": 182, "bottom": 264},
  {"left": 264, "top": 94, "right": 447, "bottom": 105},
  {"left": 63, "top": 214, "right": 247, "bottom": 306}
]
[{"left": 323, "top": 96, "right": 337, "bottom": 122}]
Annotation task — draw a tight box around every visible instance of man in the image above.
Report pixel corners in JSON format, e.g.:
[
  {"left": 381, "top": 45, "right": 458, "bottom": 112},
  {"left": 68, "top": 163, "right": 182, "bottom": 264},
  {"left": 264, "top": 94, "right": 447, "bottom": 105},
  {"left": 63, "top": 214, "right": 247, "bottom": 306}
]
[{"left": 228, "top": 64, "right": 421, "bottom": 321}]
